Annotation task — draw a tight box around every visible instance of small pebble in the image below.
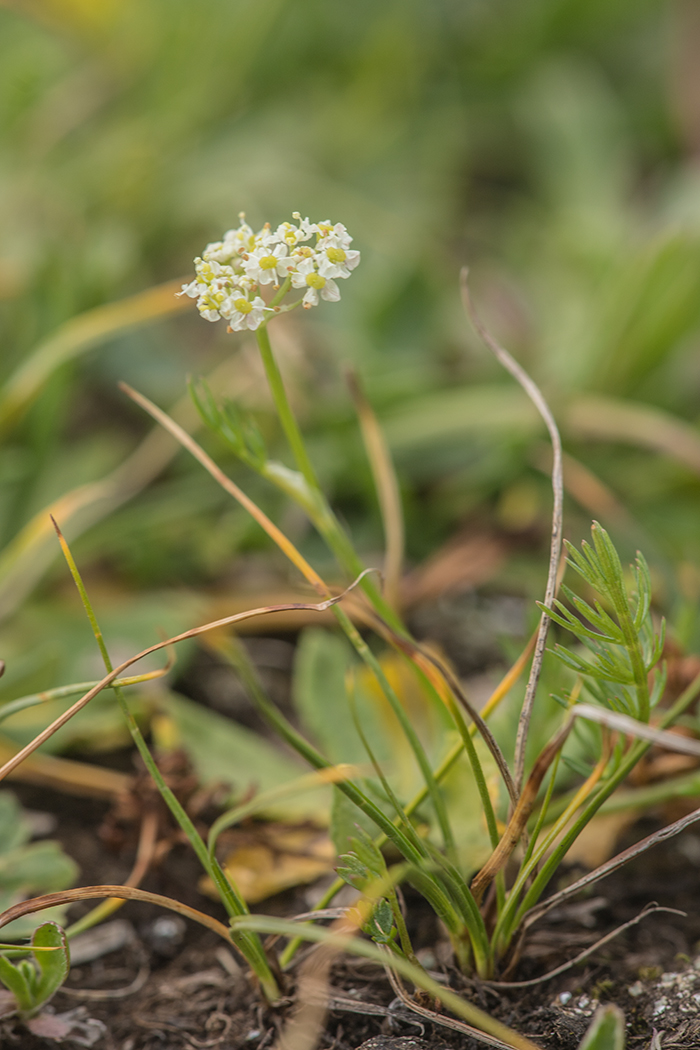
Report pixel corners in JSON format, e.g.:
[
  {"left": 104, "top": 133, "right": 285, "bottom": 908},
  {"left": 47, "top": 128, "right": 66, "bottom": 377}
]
[
  {"left": 558, "top": 992, "right": 572, "bottom": 1005},
  {"left": 627, "top": 981, "right": 644, "bottom": 998}
]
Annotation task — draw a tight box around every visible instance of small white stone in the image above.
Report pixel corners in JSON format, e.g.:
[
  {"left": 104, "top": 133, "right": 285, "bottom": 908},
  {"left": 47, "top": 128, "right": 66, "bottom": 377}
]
[
  {"left": 558, "top": 992, "right": 572, "bottom": 1005},
  {"left": 660, "top": 972, "right": 677, "bottom": 987},
  {"left": 628, "top": 981, "right": 644, "bottom": 997},
  {"left": 652, "top": 998, "right": 668, "bottom": 1016}
]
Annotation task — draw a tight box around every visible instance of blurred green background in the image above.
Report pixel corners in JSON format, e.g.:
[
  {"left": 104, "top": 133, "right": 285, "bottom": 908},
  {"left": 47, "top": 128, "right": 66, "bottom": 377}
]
[{"left": 2, "top": 0, "right": 700, "bottom": 722}]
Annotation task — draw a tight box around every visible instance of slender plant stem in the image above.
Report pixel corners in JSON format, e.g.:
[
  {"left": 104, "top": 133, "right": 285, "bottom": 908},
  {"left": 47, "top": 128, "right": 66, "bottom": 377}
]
[{"left": 256, "top": 323, "right": 319, "bottom": 491}]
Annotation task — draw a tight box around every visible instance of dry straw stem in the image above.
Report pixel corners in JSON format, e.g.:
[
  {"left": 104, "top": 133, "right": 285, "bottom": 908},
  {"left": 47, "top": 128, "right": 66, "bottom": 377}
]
[
  {"left": 234, "top": 914, "right": 542, "bottom": 1050},
  {"left": 0, "top": 886, "right": 231, "bottom": 943},
  {"left": 568, "top": 395, "right": 700, "bottom": 477},
  {"left": 460, "top": 269, "right": 563, "bottom": 795},
  {"left": 0, "top": 577, "right": 372, "bottom": 785},
  {"left": 274, "top": 910, "right": 364, "bottom": 1050},
  {"left": 345, "top": 368, "right": 405, "bottom": 612}
]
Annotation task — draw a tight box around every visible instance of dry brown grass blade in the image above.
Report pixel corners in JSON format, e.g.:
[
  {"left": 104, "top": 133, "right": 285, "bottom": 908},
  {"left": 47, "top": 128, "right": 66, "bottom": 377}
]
[
  {"left": 0, "top": 886, "right": 231, "bottom": 942},
  {"left": 346, "top": 368, "right": 405, "bottom": 612},
  {"left": 0, "top": 575, "right": 372, "bottom": 784},
  {"left": 400, "top": 530, "right": 506, "bottom": 608},
  {"left": 532, "top": 444, "right": 637, "bottom": 532},
  {"left": 461, "top": 270, "right": 563, "bottom": 797},
  {"left": 470, "top": 718, "right": 574, "bottom": 904},
  {"left": 65, "top": 809, "right": 160, "bottom": 937}
]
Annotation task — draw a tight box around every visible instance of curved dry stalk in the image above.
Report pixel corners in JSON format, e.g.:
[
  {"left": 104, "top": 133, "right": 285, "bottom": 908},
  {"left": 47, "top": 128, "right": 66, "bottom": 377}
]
[
  {"left": 461, "top": 270, "right": 563, "bottom": 796},
  {"left": 0, "top": 574, "right": 375, "bottom": 785},
  {"left": 488, "top": 904, "right": 684, "bottom": 989},
  {"left": 0, "top": 886, "right": 231, "bottom": 943}
]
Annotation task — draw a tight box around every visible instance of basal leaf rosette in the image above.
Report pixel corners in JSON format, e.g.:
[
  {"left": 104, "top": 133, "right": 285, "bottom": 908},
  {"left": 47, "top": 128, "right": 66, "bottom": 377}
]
[{"left": 179, "top": 212, "right": 360, "bottom": 330}]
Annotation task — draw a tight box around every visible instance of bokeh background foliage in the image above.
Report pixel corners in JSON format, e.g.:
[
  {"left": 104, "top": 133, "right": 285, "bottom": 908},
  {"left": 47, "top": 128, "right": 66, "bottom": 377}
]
[{"left": 2, "top": 0, "right": 700, "bottom": 747}]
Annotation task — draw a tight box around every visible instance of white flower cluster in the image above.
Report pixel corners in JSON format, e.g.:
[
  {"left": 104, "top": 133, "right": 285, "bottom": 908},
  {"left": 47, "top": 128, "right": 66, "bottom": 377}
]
[{"left": 179, "top": 212, "right": 360, "bottom": 331}]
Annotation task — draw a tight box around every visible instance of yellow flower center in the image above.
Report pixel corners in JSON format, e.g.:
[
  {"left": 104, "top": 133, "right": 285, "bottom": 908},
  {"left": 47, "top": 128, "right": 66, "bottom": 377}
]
[
  {"left": 259, "top": 255, "right": 278, "bottom": 270},
  {"left": 325, "top": 247, "right": 346, "bottom": 264},
  {"left": 306, "top": 273, "right": 326, "bottom": 290},
  {"left": 294, "top": 246, "right": 314, "bottom": 259},
  {"left": 234, "top": 297, "right": 253, "bottom": 314}
]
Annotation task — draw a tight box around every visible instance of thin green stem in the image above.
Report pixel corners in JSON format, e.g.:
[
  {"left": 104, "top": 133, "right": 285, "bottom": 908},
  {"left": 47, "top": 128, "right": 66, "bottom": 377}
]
[{"left": 256, "top": 324, "right": 319, "bottom": 492}]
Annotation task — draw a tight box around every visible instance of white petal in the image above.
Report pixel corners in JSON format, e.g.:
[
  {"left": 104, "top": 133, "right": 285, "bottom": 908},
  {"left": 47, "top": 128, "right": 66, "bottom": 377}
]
[{"left": 321, "top": 280, "right": 340, "bottom": 302}]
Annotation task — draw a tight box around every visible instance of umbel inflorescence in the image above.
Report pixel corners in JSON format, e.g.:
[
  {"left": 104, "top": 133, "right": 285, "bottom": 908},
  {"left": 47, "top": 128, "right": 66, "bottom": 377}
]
[{"left": 179, "top": 212, "right": 360, "bottom": 331}]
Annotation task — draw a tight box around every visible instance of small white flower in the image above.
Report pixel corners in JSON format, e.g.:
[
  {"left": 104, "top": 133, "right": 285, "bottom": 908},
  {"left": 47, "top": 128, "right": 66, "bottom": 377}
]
[
  {"left": 290, "top": 261, "right": 340, "bottom": 308},
  {"left": 275, "top": 214, "right": 315, "bottom": 247},
  {"left": 314, "top": 221, "right": 353, "bottom": 248},
  {"left": 221, "top": 294, "right": 269, "bottom": 331},
  {"left": 316, "top": 243, "right": 360, "bottom": 280},
  {"left": 178, "top": 278, "right": 205, "bottom": 299},
  {"left": 242, "top": 243, "right": 290, "bottom": 286}
]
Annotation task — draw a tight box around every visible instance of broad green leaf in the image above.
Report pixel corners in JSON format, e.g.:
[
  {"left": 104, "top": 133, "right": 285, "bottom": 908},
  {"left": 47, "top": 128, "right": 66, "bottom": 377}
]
[
  {"left": 31, "top": 922, "right": 70, "bottom": 1013},
  {"left": 578, "top": 1005, "right": 625, "bottom": 1050}
]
